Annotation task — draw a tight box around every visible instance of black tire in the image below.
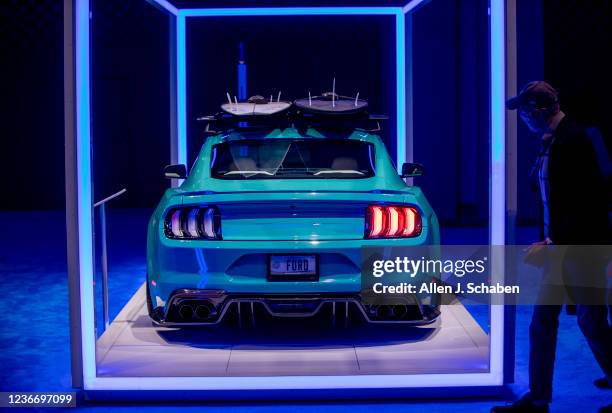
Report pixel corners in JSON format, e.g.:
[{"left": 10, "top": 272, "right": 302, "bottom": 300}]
[{"left": 145, "top": 275, "right": 154, "bottom": 319}]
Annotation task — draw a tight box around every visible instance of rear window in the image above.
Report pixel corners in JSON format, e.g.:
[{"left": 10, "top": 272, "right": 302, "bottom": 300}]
[{"left": 210, "top": 139, "right": 375, "bottom": 180}]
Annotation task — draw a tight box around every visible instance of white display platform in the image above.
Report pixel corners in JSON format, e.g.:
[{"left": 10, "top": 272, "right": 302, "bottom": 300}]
[{"left": 96, "top": 284, "right": 490, "bottom": 377}]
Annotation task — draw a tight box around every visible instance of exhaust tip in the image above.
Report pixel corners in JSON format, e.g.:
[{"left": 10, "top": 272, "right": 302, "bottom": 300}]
[
  {"left": 370, "top": 304, "right": 408, "bottom": 320},
  {"left": 392, "top": 305, "right": 408, "bottom": 319},
  {"left": 195, "top": 302, "right": 216, "bottom": 320},
  {"left": 179, "top": 304, "right": 195, "bottom": 320},
  {"left": 375, "top": 305, "right": 391, "bottom": 319}
]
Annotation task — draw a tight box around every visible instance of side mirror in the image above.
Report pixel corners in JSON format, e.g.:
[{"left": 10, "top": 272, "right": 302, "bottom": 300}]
[
  {"left": 164, "top": 164, "right": 187, "bottom": 179},
  {"left": 401, "top": 162, "right": 425, "bottom": 178}
]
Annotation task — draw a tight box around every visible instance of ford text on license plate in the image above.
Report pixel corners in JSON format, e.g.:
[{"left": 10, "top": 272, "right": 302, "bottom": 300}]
[{"left": 268, "top": 255, "right": 318, "bottom": 281}]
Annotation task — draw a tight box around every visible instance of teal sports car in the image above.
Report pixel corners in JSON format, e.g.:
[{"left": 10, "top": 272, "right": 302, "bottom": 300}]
[{"left": 146, "top": 96, "right": 440, "bottom": 326}]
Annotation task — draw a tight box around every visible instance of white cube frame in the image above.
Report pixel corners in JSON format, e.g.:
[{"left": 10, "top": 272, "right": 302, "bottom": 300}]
[{"left": 64, "top": 0, "right": 516, "bottom": 396}]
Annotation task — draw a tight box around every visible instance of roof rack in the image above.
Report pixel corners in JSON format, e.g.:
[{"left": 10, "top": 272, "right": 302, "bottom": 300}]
[
  {"left": 197, "top": 109, "right": 388, "bottom": 136},
  {"left": 198, "top": 91, "right": 387, "bottom": 135}
]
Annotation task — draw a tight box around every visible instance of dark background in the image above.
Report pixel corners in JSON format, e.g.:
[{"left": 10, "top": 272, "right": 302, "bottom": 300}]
[
  {"left": 185, "top": 14, "right": 395, "bottom": 173},
  {"left": 0, "top": 0, "right": 610, "bottom": 227}
]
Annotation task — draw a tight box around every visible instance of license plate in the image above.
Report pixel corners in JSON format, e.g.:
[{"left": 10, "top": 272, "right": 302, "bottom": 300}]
[{"left": 268, "top": 255, "right": 318, "bottom": 281}]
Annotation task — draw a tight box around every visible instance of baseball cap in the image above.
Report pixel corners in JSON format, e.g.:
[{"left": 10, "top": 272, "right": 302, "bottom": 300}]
[{"left": 506, "top": 80, "right": 559, "bottom": 110}]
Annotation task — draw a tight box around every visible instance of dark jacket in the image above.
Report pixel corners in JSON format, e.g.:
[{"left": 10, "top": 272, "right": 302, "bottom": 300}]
[{"left": 544, "top": 116, "right": 611, "bottom": 244}]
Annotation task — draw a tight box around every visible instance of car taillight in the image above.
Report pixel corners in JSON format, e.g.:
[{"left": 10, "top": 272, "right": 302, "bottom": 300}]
[
  {"left": 365, "top": 205, "right": 422, "bottom": 238},
  {"left": 164, "top": 206, "right": 222, "bottom": 240}
]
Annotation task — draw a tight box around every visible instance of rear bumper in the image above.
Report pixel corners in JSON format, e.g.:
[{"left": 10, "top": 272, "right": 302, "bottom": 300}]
[
  {"left": 148, "top": 237, "right": 437, "bottom": 298},
  {"left": 149, "top": 289, "right": 441, "bottom": 326}
]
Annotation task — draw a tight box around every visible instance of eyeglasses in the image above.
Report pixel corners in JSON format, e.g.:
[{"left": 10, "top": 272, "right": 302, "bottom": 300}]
[
  {"left": 518, "top": 103, "right": 539, "bottom": 117},
  {"left": 518, "top": 98, "right": 557, "bottom": 116}
]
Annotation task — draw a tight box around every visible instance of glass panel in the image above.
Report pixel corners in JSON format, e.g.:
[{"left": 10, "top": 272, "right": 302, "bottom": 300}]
[
  {"left": 210, "top": 139, "right": 375, "bottom": 179},
  {"left": 412, "top": 0, "right": 492, "bottom": 365},
  {"left": 90, "top": 0, "right": 170, "bottom": 347}
]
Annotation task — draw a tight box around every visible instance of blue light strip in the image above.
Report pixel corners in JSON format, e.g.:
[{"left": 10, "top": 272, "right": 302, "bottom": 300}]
[
  {"left": 75, "top": 0, "right": 96, "bottom": 387},
  {"left": 402, "top": 0, "right": 431, "bottom": 14},
  {"left": 176, "top": 14, "right": 187, "bottom": 167},
  {"left": 175, "top": 7, "right": 405, "bottom": 170},
  {"left": 179, "top": 7, "right": 400, "bottom": 17},
  {"left": 490, "top": 0, "right": 506, "bottom": 174},
  {"left": 489, "top": 0, "right": 506, "bottom": 385},
  {"left": 395, "top": 12, "right": 406, "bottom": 171},
  {"left": 490, "top": 0, "right": 506, "bottom": 247},
  {"left": 401, "top": 0, "right": 430, "bottom": 171},
  {"left": 76, "top": 0, "right": 507, "bottom": 390},
  {"left": 87, "top": 372, "right": 505, "bottom": 390},
  {"left": 147, "top": 0, "right": 178, "bottom": 16}
]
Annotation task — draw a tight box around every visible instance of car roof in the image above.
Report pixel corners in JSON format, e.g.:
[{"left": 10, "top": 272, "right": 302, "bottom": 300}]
[{"left": 208, "top": 127, "right": 382, "bottom": 145}]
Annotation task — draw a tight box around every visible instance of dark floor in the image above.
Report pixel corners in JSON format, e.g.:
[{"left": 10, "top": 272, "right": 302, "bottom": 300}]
[{"left": 0, "top": 210, "right": 610, "bottom": 412}]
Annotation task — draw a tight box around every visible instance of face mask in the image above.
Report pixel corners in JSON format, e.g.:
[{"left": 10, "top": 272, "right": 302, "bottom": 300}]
[{"left": 520, "top": 109, "right": 548, "bottom": 134}]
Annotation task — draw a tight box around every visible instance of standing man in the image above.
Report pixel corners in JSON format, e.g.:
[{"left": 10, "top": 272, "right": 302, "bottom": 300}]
[{"left": 492, "top": 81, "right": 611, "bottom": 413}]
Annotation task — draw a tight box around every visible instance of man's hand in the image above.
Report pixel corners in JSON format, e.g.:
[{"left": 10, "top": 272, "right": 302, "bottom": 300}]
[{"left": 524, "top": 238, "right": 553, "bottom": 268}]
